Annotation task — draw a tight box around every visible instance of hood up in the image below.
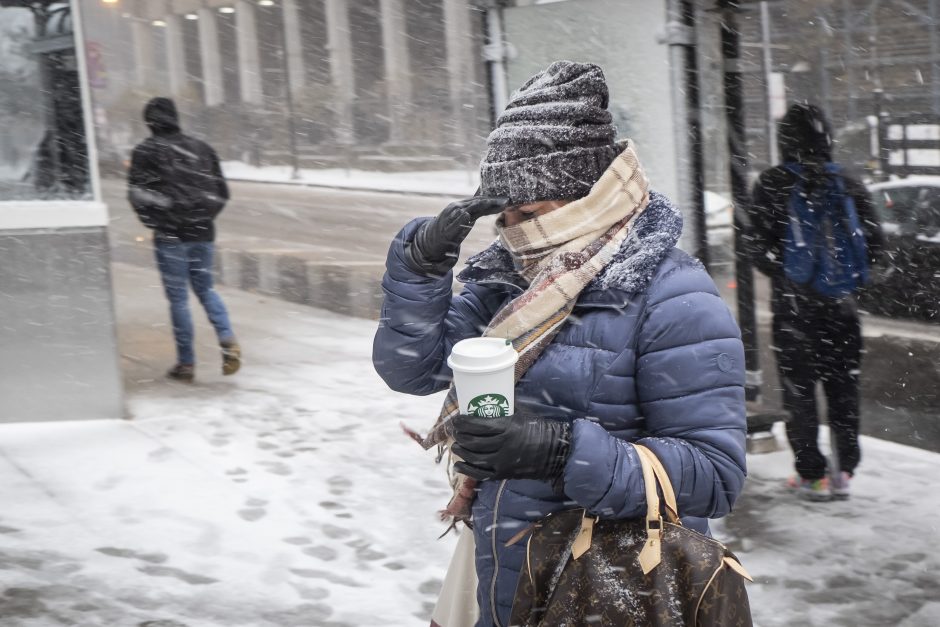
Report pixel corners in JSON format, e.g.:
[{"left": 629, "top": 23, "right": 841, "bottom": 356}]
[
  {"left": 144, "top": 97, "right": 181, "bottom": 136},
  {"left": 778, "top": 102, "right": 833, "bottom": 164}
]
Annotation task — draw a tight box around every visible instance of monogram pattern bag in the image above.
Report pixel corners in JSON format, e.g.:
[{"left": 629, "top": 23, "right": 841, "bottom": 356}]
[{"left": 509, "top": 444, "right": 753, "bottom": 626}]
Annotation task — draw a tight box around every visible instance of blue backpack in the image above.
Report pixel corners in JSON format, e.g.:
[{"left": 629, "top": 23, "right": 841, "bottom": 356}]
[{"left": 782, "top": 163, "right": 870, "bottom": 298}]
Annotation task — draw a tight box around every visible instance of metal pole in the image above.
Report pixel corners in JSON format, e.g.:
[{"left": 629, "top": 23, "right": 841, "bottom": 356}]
[
  {"left": 484, "top": 8, "right": 509, "bottom": 122},
  {"left": 721, "top": 1, "right": 762, "bottom": 404},
  {"left": 682, "top": 0, "right": 707, "bottom": 269},
  {"left": 759, "top": 1, "right": 778, "bottom": 166},
  {"left": 664, "top": 0, "right": 708, "bottom": 267},
  {"left": 930, "top": 0, "right": 940, "bottom": 114},
  {"left": 273, "top": 4, "right": 300, "bottom": 180},
  {"left": 841, "top": 0, "right": 858, "bottom": 121},
  {"left": 818, "top": 33, "right": 833, "bottom": 123}
]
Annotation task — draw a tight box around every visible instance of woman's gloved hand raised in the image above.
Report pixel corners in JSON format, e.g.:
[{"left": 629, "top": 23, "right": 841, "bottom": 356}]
[
  {"left": 405, "top": 196, "right": 510, "bottom": 277},
  {"left": 451, "top": 413, "right": 571, "bottom": 482}
]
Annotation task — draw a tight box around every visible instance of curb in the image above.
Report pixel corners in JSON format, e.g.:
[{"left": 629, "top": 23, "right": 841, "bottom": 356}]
[
  {"left": 224, "top": 176, "right": 475, "bottom": 200},
  {"left": 214, "top": 248, "right": 386, "bottom": 320}
]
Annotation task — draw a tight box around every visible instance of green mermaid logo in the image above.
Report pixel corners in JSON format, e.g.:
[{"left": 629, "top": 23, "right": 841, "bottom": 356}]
[{"left": 466, "top": 394, "right": 511, "bottom": 418}]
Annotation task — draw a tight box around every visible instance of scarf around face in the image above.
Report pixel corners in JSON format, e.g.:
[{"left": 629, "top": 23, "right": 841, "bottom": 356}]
[{"left": 403, "top": 141, "right": 651, "bottom": 522}]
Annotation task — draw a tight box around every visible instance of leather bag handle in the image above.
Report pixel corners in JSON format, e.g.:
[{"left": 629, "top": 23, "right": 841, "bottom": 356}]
[
  {"left": 634, "top": 444, "right": 680, "bottom": 523},
  {"left": 634, "top": 443, "right": 682, "bottom": 574},
  {"left": 571, "top": 443, "right": 682, "bottom": 571}
]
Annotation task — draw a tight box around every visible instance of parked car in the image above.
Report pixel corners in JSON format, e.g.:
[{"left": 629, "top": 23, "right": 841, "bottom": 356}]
[{"left": 863, "top": 178, "right": 940, "bottom": 321}]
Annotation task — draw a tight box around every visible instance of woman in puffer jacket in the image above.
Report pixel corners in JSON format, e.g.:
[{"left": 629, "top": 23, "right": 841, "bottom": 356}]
[{"left": 372, "top": 61, "right": 747, "bottom": 627}]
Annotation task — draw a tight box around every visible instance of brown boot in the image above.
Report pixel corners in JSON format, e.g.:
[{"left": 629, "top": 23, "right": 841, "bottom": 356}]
[
  {"left": 167, "top": 363, "right": 195, "bottom": 383},
  {"left": 221, "top": 340, "right": 241, "bottom": 376}
]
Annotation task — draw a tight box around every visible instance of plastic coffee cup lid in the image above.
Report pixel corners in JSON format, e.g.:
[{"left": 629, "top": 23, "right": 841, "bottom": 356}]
[{"left": 447, "top": 337, "right": 518, "bottom": 374}]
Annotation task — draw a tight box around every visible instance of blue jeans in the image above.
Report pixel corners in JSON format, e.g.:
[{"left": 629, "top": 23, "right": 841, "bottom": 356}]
[{"left": 155, "top": 239, "right": 235, "bottom": 365}]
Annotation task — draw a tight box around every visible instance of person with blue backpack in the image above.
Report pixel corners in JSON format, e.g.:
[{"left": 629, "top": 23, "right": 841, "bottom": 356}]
[{"left": 749, "top": 103, "right": 884, "bottom": 501}]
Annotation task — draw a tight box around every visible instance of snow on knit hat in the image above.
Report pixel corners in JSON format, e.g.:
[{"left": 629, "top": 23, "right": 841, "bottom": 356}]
[{"left": 480, "top": 61, "right": 624, "bottom": 204}]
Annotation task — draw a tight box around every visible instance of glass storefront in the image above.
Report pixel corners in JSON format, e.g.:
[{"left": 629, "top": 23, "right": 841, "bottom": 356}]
[{"left": 0, "top": 3, "right": 92, "bottom": 201}]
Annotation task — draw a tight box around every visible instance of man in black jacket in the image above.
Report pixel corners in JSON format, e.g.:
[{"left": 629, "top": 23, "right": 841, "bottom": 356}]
[
  {"left": 748, "top": 103, "right": 883, "bottom": 501},
  {"left": 128, "top": 97, "right": 240, "bottom": 382}
]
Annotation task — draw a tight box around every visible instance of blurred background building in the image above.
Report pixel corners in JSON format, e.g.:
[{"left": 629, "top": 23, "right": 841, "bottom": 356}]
[{"left": 83, "top": 0, "right": 493, "bottom": 173}]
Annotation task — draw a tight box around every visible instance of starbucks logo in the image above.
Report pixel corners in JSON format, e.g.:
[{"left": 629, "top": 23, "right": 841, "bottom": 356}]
[{"left": 466, "top": 394, "right": 511, "bottom": 419}]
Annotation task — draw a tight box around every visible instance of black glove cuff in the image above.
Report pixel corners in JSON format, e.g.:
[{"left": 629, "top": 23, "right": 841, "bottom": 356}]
[
  {"left": 403, "top": 241, "right": 456, "bottom": 278},
  {"left": 545, "top": 422, "right": 572, "bottom": 479}
]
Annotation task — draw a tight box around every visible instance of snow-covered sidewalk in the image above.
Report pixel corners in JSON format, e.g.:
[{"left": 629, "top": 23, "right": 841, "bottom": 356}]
[
  {"left": 221, "top": 161, "right": 479, "bottom": 197},
  {"left": 0, "top": 262, "right": 937, "bottom": 626}
]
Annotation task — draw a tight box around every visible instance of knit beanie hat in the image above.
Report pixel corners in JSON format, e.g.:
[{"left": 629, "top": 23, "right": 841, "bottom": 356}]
[{"left": 480, "top": 61, "right": 624, "bottom": 204}]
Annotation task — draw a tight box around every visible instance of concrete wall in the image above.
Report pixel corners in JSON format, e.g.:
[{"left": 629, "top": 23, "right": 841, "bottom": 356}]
[
  {"left": 0, "top": 227, "right": 123, "bottom": 422},
  {"left": 502, "top": 0, "right": 679, "bottom": 205}
]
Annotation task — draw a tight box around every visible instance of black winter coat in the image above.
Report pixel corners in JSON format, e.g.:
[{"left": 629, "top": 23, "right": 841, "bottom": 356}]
[
  {"left": 748, "top": 103, "right": 885, "bottom": 322},
  {"left": 747, "top": 165, "right": 884, "bottom": 321},
  {"left": 127, "top": 98, "right": 229, "bottom": 242}
]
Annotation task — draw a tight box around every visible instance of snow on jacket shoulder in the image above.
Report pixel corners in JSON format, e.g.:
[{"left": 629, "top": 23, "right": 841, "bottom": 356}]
[{"left": 372, "top": 191, "right": 747, "bottom": 627}]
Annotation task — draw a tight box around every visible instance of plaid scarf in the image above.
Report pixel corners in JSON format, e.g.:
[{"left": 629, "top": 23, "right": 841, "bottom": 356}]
[{"left": 404, "top": 142, "right": 650, "bottom": 522}]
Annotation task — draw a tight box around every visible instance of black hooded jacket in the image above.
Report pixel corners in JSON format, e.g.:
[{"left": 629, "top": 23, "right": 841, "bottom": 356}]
[
  {"left": 747, "top": 103, "right": 884, "bottom": 319},
  {"left": 127, "top": 97, "right": 229, "bottom": 242}
]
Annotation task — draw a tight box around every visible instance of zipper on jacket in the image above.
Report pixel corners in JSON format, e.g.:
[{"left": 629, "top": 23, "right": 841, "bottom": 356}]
[{"left": 489, "top": 480, "right": 508, "bottom": 627}]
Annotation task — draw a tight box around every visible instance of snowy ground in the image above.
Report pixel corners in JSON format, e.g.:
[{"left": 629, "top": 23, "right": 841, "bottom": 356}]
[
  {"left": 221, "top": 162, "right": 479, "bottom": 197},
  {"left": 717, "top": 424, "right": 940, "bottom": 627},
  {"left": 0, "top": 262, "right": 938, "bottom": 626}
]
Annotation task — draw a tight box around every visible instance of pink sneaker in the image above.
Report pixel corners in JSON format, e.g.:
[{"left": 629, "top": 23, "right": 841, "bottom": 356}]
[
  {"left": 786, "top": 475, "right": 832, "bottom": 501},
  {"left": 829, "top": 471, "right": 851, "bottom": 500}
]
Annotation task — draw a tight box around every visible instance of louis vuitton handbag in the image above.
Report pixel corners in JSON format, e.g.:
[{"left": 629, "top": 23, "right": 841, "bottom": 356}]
[{"left": 508, "top": 444, "right": 753, "bottom": 626}]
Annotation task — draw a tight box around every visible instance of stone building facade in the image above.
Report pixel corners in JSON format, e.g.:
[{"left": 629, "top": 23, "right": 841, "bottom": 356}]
[{"left": 85, "top": 0, "right": 492, "bottom": 171}]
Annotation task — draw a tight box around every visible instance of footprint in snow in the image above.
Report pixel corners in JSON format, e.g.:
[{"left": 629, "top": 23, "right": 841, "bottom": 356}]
[
  {"left": 320, "top": 524, "right": 351, "bottom": 539},
  {"left": 258, "top": 461, "right": 292, "bottom": 476},
  {"left": 96, "top": 547, "right": 168, "bottom": 564},
  {"left": 147, "top": 447, "right": 173, "bottom": 462},
  {"left": 238, "top": 508, "right": 267, "bottom": 522},
  {"left": 283, "top": 536, "right": 312, "bottom": 546},
  {"left": 356, "top": 547, "right": 386, "bottom": 562},
  {"left": 418, "top": 578, "right": 442, "bottom": 596},
  {"left": 327, "top": 476, "right": 353, "bottom": 496},
  {"left": 302, "top": 545, "right": 338, "bottom": 561},
  {"left": 288, "top": 568, "right": 365, "bottom": 587},
  {"left": 137, "top": 565, "right": 218, "bottom": 585}
]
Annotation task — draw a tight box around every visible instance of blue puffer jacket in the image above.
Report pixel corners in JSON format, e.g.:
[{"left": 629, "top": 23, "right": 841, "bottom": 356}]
[{"left": 373, "top": 192, "right": 747, "bottom": 627}]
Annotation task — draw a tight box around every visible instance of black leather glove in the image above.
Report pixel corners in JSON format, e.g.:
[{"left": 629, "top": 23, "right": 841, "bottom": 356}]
[
  {"left": 451, "top": 413, "right": 571, "bottom": 481},
  {"left": 405, "top": 196, "right": 510, "bottom": 277}
]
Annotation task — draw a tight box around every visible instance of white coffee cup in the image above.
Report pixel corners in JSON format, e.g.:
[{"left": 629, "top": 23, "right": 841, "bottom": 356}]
[{"left": 447, "top": 337, "right": 518, "bottom": 418}]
